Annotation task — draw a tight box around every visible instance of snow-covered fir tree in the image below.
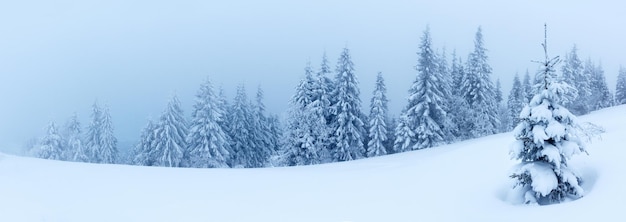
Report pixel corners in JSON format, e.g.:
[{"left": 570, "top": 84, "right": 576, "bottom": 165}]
[
  {"left": 507, "top": 73, "right": 525, "bottom": 130},
  {"left": 437, "top": 48, "right": 456, "bottom": 140},
  {"left": 450, "top": 50, "right": 465, "bottom": 97},
  {"left": 64, "top": 113, "right": 88, "bottom": 162},
  {"left": 522, "top": 70, "right": 533, "bottom": 103},
  {"left": 98, "top": 105, "right": 118, "bottom": 164},
  {"left": 133, "top": 119, "right": 157, "bottom": 166},
  {"left": 510, "top": 26, "right": 586, "bottom": 204},
  {"left": 495, "top": 79, "right": 503, "bottom": 103},
  {"left": 282, "top": 63, "right": 329, "bottom": 166},
  {"left": 366, "top": 72, "right": 389, "bottom": 157},
  {"left": 317, "top": 52, "right": 336, "bottom": 124},
  {"left": 85, "top": 101, "right": 103, "bottom": 163},
  {"left": 152, "top": 95, "right": 187, "bottom": 167},
  {"left": 392, "top": 114, "right": 413, "bottom": 153},
  {"left": 561, "top": 45, "right": 591, "bottom": 115},
  {"left": 460, "top": 27, "right": 499, "bottom": 137},
  {"left": 385, "top": 117, "right": 397, "bottom": 154},
  {"left": 185, "top": 79, "right": 230, "bottom": 168},
  {"left": 449, "top": 50, "right": 472, "bottom": 139},
  {"left": 397, "top": 28, "right": 449, "bottom": 150},
  {"left": 495, "top": 79, "right": 510, "bottom": 132},
  {"left": 330, "top": 47, "right": 366, "bottom": 161},
  {"left": 228, "top": 85, "right": 264, "bottom": 168},
  {"left": 616, "top": 66, "right": 626, "bottom": 105},
  {"left": 587, "top": 61, "right": 613, "bottom": 110},
  {"left": 38, "top": 122, "right": 65, "bottom": 160},
  {"left": 251, "top": 86, "right": 276, "bottom": 166}
]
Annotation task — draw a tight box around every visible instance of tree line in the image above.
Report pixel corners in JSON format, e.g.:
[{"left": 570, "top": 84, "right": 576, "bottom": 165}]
[{"left": 26, "top": 26, "right": 625, "bottom": 168}]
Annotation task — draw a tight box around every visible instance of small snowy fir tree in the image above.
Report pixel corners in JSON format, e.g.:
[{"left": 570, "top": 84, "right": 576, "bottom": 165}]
[
  {"left": 152, "top": 95, "right": 187, "bottom": 167},
  {"left": 331, "top": 47, "right": 366, "bottom": 161},
  {"left": 399, "top": 28, "right": 448, "bottom": 150},
  {"left": 561, "top": 46, "right": 591, "bottom": 115},
  {"left": 64, "top": 113, "right": 88, "bottom": 162},
  {"left": 38, "top": 122, "right": 65, "bottom": 160},
  {"left": 615, "top": 66, "right": 626, "bottom": 105},
  {"left": 510, "top": 26, "right": 587, "bottom": 205},
  {"left": 460, "top": 27, "right": 499, "bottom": 137},
  {"left": 98, "top": 105, "right": 118, "bottom": 164},
  {"left": 507, "top": 73, "right": 525, "bottom": 130},
  {"left": 367, "top": 72, "right": 389, "bottom": 157},
  {"left": 185, "top": 78, "right": 230, "bottom": 168},
  {"left": 133, "top": 119, "right": 157, "bottom": 166}
]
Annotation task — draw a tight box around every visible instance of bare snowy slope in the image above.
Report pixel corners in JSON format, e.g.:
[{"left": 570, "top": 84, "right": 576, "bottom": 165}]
[{"left": 1, "top": 105, "right": 625, "bottom": 222}]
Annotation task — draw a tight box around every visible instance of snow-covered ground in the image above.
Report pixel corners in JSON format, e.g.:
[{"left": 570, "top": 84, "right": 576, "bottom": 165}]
[{"left": 1, "top": 105, "right": 625, "bottom": 222}]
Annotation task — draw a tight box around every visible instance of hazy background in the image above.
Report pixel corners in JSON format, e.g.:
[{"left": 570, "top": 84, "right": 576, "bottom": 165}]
[{"left": 1, "top": 0, "right": 624, "bottom": 154}]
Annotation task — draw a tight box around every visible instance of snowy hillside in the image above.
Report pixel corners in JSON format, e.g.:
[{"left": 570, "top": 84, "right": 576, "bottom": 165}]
[{"left": 1, "top": 105, "right": 625, "bottom": 222}]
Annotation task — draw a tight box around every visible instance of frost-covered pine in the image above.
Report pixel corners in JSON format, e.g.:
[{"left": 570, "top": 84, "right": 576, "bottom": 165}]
[
  {"left": 449, "top": 50, "right": 472, "bottom": 139},
  {"left": 367, "top": 72, "right": 389, "bottom": 157},
  {"left": 385, "top": 117, "right": 397, "bottom": 154},
  {"left": 507, "top": 73, "right": 525, "bottom": 130},
  {"left": 282, "top": 63, "right": 329, "bottom": 166},
  {"left": 392, "top": 114, "right": 413, "bottom": 153},
  {"left": 587, "top": 60, "right": 614, "bottom": 110},
  {"left": 510, "top": 27, "right": 586, "bottom": 204},
  {"left": 38, "top": 122, "right": 65, "bottom": 160},
  {"left": 495, "top": 79, "right": 510, "bottom": 132},
  {"left": 615, "top": 66, "right": 626, "bottom": 105},
  {"left": 152, "top": 95, "right": 187, "bottom": 167},
  {"left": 331, "top": 47, "right": 366, "bottom": 161},
  {"left": 561, "top": 46, "right": 591, "bottom": 115},
  {"left": 98, "top": 105, "right": 118, "bottom": 164},
  {"left": 133, "top": 119, "right": 157, "bottom": 166},
  {"left": 251, "top": 86, "right": 276, "bottom": 166},
  {"left": 228, "top": 85, "right": 262, "bottom": 168},
  {"left": 85, "top": 101, "right": 103, "bottom": 163},
  {"left": 460, "top": 27, "right": 499, "bottom": 137},
  {"left": 522, "top": 70, "right": 533, "bottom": 103},
  {"left": 450, "top": 50, "right": 465, "bottom": 97},
  {"left": 317, "top": 52, "right": 336, "bottom": 124},
  {"left": 64, "top": 113, "right": 88, "bottom": 162},
  {"left": 185, "top": 79, "right": 230, "bottom": 168},
  {"left": 399, "top": 28, "right": 448, "bottom": 150}
]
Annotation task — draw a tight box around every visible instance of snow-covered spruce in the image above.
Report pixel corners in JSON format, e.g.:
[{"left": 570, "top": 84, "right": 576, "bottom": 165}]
[
  {"left": 64, "top": 113, "right": 88, "bottom": 162},
  {"left": 282, "top": 63, "right": 330, "bottom": 166},
  {"left": 616, "top": 66, "right": 626, "bottom": 105},
  {"left": 396, "top": 28, "right": 449, "bottom": 150},
  {"left": 459, "top": 27, "right": 499, "bottom": 138},
  {"left": 507, "top": 73, "right": 525, "bottom": 130},
  {"left": 561, "top": 45, "right": 591, "bottom": 115},
  {"left": 366, "top": 72, "right": 389, "bottom": 157},
  {"left": 152, "top": 95, "right": 188, "bottom": 167},
  {"left": 330, "top": 48, "right": 366, "bottom": 161},
  {"left": 185, "top": 79, "right": 230, "bottom": 168},
  {"left": 37, "top": 122, "right": 65, "bottom": 160},
  {"left": 510, "top": 27, "right": 587, "bottom": 204},
  {"left": 85, "top": 102, "right": 118, "bottom": 164}
]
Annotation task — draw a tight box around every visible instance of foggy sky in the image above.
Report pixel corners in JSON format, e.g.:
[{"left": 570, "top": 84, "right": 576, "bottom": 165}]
[{"left": 1, "top": 0, "right": 624, "bottom": 154}]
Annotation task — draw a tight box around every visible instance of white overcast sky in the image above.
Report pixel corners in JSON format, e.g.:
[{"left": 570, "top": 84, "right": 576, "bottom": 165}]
[{"left": 1, "top": 0, "right": 624, "bottom": 153}]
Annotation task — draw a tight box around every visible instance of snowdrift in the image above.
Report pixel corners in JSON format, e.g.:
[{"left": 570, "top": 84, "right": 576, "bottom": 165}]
[{"left": 1, "top": 105, "right": 625, "bottom": 222}]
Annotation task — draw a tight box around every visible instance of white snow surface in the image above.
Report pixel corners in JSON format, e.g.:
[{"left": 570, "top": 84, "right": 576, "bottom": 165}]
[{"left": 2, "top": 105, "right": 626, "bottom": 222}]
